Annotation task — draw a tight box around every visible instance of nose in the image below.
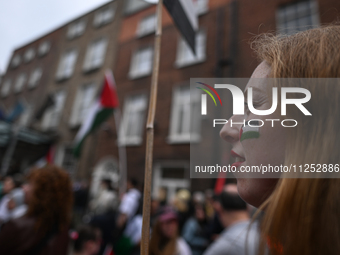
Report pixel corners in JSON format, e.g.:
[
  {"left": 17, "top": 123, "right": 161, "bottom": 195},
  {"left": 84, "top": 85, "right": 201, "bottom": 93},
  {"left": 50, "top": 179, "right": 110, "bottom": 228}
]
[{"left": 219, "top": 115, "right": 243, "bottom": 144}]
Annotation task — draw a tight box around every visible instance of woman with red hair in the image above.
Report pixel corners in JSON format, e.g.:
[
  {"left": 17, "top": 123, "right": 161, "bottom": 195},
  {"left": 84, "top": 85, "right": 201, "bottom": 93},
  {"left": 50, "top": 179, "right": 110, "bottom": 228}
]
[{"left": 0, "top": 164, "right": 73, "bottom": 255}]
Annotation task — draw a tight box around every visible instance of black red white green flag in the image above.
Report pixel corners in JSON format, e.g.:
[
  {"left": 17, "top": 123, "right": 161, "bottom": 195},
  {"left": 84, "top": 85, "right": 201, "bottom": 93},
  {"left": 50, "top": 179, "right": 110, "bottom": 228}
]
[{"left": 73, "top": 70, "right": 119, "bottom": 158}]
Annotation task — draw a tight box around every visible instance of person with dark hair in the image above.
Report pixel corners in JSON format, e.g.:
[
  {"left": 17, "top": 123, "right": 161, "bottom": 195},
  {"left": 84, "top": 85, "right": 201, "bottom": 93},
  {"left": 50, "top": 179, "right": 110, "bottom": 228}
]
[
  {"left": 128, "top": 177, "right": 138, "bottom": 188},
  {"left": 70, "top": 225, "right": 101, "bottom": 255},
  {"left": 203, "top": 184, "right": 259, "bottom": 255},
  {"left": 0, "top": 165, "right": 73, "bottom": 255},
  {"left": 114, "top": 189, "right": 144, "bottom": 255},
  {"left": 204, "top": 194, "right": 224, "bottom": 242},
  {"left": 182, "top": 203, "right": 209, "bottom": 255},
  {"left": 114, "top": 177, "right": 141, "bottom": 255},
  {"left": 116, "top": 177, "right": 141, "bottom": 229},
  {"left": 89, "top": 178, "right": 118, "bottom": 255},
  {"left": 90, "top": 178, "right": 118, "bottom": 215}
]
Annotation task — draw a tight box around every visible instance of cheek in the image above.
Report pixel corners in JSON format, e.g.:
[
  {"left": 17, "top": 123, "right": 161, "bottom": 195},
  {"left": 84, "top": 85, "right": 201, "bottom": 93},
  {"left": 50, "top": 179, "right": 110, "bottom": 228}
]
[
  {"left": 237, "top": 178, "right": 278, "bottom": 208},
  {"left": 242, "top": 122, "right": 286, "bottom": 166}
]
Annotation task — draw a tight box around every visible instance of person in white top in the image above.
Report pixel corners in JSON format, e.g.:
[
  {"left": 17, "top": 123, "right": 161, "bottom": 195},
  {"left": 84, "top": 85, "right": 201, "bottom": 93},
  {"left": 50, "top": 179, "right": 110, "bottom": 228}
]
[
  {"left": 90, "top": 179, "right": 118, "bottom": 215},
  {"left": 8, "top": 188, "right": 27, "bottom": 219},
  {"left": 117, "top": 178, "right": 141, "bottom": 229},
  {"left": 149, "top": 206, "right": 192, "bottom": 255}
]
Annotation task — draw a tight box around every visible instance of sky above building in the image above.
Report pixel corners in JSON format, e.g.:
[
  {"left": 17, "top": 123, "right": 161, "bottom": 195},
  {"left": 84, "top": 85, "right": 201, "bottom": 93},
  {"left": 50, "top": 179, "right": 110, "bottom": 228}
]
[{"left": 0, "top": 0, "right": 112, "bottom": 74}]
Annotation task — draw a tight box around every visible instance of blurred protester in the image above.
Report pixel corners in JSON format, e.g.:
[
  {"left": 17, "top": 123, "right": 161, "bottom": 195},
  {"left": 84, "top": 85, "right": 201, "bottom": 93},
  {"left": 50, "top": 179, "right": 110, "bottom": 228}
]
[
  {"left": 90, "top": 178, "right": 118, "bottom": 215},
  {"left": 7, "top": 187, "right": 27, "bottom": 219},
  {"left": 192, "top": 191, "right": 205, "bottom": 206},
  {"left": 0, "top": 165, "right": 73, "bottom": 255},
  {"left": 204, "top": 189, "right": 214, "bottom": 220},
  {"left": 172, "top": 189, "right": 192, "bottom": 234},
  {"left": 149, "top": 207, "right": 192, "bottom": 255},
  {"left": 203, "top": 185, "right": 259, "bottom": 255},
  {"left": 182, "top": 203, "right": 209, "bottom": 255},
  {"left": 0, "top": 174, "right": 23, "bottom": 225},
  {"left": 70, "top": 225, "right": 101, "bottom": 255},
  {"left": 204, "top": 193, "right": 224, "bottom": 242},
  {"left": 158, "top": 187, "right": 167, "bottom": 207},
  {"left": 74, "top": 180, "right": 90, "bottom": 215},
  {"left": 114, "top": 177, "right": 142, "bottom": 255},
  {"left": 116, "top": 177, "right": 141, "bottom": 229},
  {"left": 115, "top": 194, "right": 143, "bottom": 255},
  {"left": 150, "top": 195, "right": 160, "bottom": 227},
  {"left": 89, "top": 178, "right": 118, "bottom": 255}
]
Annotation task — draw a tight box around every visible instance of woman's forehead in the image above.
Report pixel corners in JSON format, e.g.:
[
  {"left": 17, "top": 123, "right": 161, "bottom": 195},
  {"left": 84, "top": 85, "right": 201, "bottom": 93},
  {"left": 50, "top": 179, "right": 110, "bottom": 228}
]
[{"left": 250, "top": 61, "right": 271, "bottom": 79}]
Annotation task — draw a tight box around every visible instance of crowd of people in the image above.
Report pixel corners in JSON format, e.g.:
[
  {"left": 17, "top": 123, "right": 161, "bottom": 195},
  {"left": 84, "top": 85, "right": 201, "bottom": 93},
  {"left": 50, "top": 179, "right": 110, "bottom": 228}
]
[{"left": 0, "top": 165, "right": 260, "bottom": 255}]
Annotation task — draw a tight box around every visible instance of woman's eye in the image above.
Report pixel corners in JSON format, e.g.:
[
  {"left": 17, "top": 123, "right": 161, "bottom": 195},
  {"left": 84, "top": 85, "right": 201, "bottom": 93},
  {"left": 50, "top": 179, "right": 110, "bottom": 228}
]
[{"left": 245, "top": 101, "right": 261, "bottom": 110}]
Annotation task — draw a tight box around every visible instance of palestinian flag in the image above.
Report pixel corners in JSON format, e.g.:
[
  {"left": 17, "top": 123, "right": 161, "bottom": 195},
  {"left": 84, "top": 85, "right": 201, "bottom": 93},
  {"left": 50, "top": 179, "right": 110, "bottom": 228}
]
[
  {"left": 73, "top": 70, "right": 119, "bottom": 158},
  {"left": 240, "top": 120, "right": 260, "bottom": 142}
]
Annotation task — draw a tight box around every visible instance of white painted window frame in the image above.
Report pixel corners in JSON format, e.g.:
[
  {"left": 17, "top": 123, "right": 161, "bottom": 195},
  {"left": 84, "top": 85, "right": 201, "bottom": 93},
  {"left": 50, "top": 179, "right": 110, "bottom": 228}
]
[
  {"left": 136, "top": 14, "right": 156, "bottom": 37},
  {"left": 175, "top": 30, "right": 207, "bottom": 68},
  {"left": 93, "top": 5, "right": 115, "bottom": 27},
  {"left": 1, "top": 79, "right": 12, "bottom": 97},
  {"left": 11, "top": 55, "right": 21, "bottom": 68},
  {"left": 14, "top": 73, "right": 27, "bottom": 93},
  {"left": 56, "top": 49, "right": 78, "bottom": 81},
  {"left": 168, "top": 85, "right": 201, "bottom": 144},
  {"left": 128, "top": 46, "right": 153, "bottom": 79},
  {"left": 67, "top": 19, "right": 86, "bottom": 39},
  {"left": 38, "top": 41, "right": 51, "bottom": 57},
  {"left": 69, "top": 82, "right": 97, "bottom": 127},
  {"left": 28, "top": 67, "right": 42, "bottom": 89},
  {"left": 152, "top": 161, "right": 190, "bottom": 203},
  {"left": 83, "top": 37, "right": 108, "bottom": 72},
  {"left": 118, "top": 94, "right": 147, "bottom": 146},
  {"left": 41, "top": 90, "right": 66, "bottom": 130},
  {"left": 24, "top": 48, "right": 35, "bottom": 63}
]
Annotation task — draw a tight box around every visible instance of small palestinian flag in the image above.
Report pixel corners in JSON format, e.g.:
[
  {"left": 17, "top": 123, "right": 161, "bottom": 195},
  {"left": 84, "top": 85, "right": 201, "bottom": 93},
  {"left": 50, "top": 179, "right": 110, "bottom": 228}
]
[{"left": 240, "top": 120, "right": 260, "bottom": 142}]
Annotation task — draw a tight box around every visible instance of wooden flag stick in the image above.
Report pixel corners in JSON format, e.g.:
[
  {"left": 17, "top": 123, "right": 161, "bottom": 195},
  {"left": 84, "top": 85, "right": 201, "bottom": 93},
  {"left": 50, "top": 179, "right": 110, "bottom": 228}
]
[{"left": 141, "top": 1, "right": 163, "bottom": 255}]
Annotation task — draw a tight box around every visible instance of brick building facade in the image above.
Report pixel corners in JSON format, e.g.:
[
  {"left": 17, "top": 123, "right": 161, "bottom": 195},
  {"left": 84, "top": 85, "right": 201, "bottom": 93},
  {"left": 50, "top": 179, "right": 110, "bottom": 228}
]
[{"left": 0, "top": 0, "right": 125, "bottom": 176}]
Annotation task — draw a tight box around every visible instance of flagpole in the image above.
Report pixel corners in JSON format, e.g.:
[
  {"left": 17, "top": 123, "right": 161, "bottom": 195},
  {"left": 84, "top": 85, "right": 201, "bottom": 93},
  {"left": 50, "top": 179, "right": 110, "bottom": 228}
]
[
  {"left": 113, "top": 109, "right": 127, "bottom": 197},
  {"left": 141, "top": 1, "right": 163, "bottom": 255}
]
